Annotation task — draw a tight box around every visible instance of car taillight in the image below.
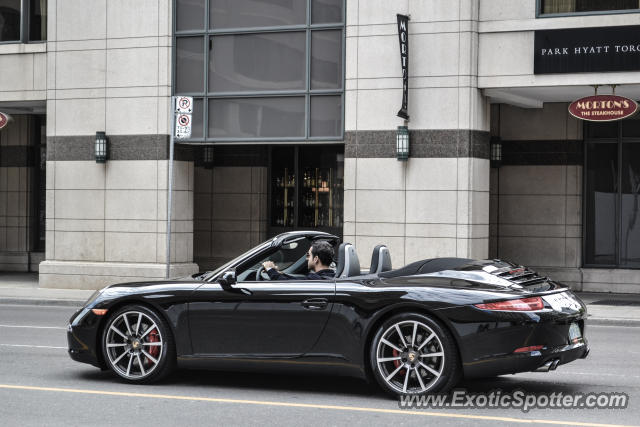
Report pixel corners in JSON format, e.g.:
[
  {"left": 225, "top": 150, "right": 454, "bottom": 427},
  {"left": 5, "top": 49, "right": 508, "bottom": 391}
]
[
  {"left": 475, "top": 296, "right": 544, "bottom": 311},
  {"left": 513, "top": 345, "right": 544, "bottom": 353}
]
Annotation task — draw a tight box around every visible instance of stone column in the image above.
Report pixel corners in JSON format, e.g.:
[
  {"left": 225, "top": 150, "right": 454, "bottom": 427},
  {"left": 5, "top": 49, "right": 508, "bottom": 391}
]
[
  {"left": 343, "top": 0, "right": 490, "bottom": 269},
  {"left": 39, "top": 0, "right": 198, "bottom": 288}
]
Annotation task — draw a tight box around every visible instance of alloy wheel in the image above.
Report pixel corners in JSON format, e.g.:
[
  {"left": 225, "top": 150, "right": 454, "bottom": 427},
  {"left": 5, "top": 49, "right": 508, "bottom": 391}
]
[
  {"left": 375, "top": 320, "right": 445, "bottom": 394},
  {"left": 104, "top": 311, "right": 164, "bottom": 380}
]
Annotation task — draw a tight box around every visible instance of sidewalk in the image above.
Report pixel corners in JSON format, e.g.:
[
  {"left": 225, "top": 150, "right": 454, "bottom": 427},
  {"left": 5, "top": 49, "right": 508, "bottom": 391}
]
[
  {"left": 0, "top": 273, "right": 639, "bottom": 326},
  {"left": 0, "top": 273, "right": 93, "bottom": 307}
]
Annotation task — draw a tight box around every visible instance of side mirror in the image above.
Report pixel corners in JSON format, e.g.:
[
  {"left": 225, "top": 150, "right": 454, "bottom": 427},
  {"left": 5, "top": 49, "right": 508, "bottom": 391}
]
[{"left": 217, "top": 270, "right": 236, "bottom": 287}]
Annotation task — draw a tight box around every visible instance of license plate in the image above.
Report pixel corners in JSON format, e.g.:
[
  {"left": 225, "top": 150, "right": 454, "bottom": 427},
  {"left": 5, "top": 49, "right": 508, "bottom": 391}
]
[
  {"left": 543, "top": 292, "right": 582, "bottom": 312},
  {"left": 568, "top": 322, "right": 582, "bottom": 342}
]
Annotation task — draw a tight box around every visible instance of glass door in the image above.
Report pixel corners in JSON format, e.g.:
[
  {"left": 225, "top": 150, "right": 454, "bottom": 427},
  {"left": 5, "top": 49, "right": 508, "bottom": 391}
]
[
  {"left": 584, "top": 117, "right": 640, "bottom": 268},
  {"left": 268, "top": 145, "right": 344, "bottom": 237},
  {"left": 298, "top": 146, "right": 343, "bottom": 232},
  {"left": 270, "top": 147, "right": 296, "bottom": 230}
]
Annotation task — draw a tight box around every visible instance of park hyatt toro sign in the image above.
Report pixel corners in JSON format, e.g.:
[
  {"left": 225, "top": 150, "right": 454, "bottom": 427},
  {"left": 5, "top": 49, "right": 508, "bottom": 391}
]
[
  {"left": 569, "top": 95, "right": 638, "bottom": 122},
  {"left": 534, "top": 25, "right": 640, "bottom": 74}
]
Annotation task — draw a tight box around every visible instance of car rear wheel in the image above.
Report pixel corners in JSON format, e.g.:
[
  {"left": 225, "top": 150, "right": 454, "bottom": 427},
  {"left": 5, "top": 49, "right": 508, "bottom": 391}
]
[
  {"left": 102, "top": 305, "right": 175, "bottom": 383},
  {"left": 369, "top": 313, "right": 460, "bottom": 396}
]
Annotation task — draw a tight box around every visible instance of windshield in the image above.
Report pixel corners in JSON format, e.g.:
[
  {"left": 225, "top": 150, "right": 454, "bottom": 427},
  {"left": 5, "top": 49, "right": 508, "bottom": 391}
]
[
  {"left": 235, "top": 237, "right": 315, "bottom": 281},
  {"left": 198, "top": 238, "right": 275, "bottom": 281}
]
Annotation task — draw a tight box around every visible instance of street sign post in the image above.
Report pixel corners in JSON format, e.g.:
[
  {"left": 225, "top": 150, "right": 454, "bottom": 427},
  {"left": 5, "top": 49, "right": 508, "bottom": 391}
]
[{"left": 166, "top": 95, "right": 194, "bottom": 278}]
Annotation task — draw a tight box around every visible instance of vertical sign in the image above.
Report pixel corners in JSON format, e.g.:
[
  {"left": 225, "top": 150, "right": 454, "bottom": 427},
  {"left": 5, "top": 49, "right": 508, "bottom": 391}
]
[
  {"left": 396, "top": 14, "right": 410, "bottom": 120},
  {"left": 174, "top": 96, "right": 193, "bottom": 139}
]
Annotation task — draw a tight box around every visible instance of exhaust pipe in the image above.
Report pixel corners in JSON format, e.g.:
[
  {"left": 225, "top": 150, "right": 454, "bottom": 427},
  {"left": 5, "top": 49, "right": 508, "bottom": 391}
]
[
  {"left": 534, "top": 360, "right": 554, "bottom": 372},
  {"left": 534, "top": 359, "right": 560, "bottom": 372}
]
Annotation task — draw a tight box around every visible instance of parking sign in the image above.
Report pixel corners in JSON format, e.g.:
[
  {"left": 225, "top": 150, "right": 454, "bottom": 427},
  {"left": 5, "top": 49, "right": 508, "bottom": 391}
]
[{"left": 175, "top": 96, "right": 193, "bottom": 114}]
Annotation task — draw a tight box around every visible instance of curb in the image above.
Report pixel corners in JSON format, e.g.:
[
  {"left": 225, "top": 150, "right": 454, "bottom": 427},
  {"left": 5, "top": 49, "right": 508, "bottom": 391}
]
[
  {"left": 587, "top": 317, "right": 640, "bottom": 327},
  {"left": 0, "top": 298, "right": 85, "bottom": 308}
]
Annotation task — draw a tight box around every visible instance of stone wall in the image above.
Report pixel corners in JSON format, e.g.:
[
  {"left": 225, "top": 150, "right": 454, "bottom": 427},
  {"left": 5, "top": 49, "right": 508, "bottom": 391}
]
[
  {"left": 490, "top": 103, "right": 583, "bottom": 288},
  {"left": 194, "top": 165, "right": 268, "bottom": 271}
]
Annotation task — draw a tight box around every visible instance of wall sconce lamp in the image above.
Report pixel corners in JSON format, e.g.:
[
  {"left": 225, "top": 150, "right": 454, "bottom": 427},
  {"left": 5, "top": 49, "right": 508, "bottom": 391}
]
[
  {"left": 490, "top": 137, "right": 502, "bottom": 168},
  {"left": 95, "top": 131, "right": 108, "bottom": 163},
  {"left": 203, "top": 146, "right": 214, "bottom": 169},
  {"left": 396, "top": 125, "right": 409, "bottom": 161}
]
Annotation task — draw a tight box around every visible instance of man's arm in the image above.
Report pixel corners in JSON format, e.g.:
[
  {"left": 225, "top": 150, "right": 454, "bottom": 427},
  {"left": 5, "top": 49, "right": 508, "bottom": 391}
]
[
  {"left": 262, "top": 261, "right": 295, "bottom": 281},
  {"left": 307, "top": 269, "right": 336, "bottom": 280},
  {"left": 266, "top": 268, "right": 294, "bottom": 281}
]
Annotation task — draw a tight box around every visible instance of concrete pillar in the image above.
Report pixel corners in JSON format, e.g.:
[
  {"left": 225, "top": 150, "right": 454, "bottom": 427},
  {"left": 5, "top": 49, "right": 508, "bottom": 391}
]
[
  {"left": 39, "top": 0, "right": 198, "bottom": 288},
  {"left": 343, "top": 0, "right": 490, "bottom": 269}
]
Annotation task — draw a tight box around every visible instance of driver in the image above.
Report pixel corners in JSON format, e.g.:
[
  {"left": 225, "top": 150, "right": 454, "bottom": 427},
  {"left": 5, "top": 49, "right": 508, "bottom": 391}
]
[{"left": 262, "top": 240, "right": 335, "bottom": 280}]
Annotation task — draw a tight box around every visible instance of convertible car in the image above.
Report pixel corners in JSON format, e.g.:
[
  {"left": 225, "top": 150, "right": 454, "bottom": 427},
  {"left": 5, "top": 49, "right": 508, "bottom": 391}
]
[{"left": 67, "top": 231, "right": 589, "bottom": 396}]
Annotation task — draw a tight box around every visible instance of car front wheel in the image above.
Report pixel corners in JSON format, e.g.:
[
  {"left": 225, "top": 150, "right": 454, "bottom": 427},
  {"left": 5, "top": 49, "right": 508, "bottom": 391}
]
[
  {"left": 102, "top": 305, "right": 175, "bottom": 383},
  {"left": 369, "top": 313, "right": 460, "bottom": 396}
]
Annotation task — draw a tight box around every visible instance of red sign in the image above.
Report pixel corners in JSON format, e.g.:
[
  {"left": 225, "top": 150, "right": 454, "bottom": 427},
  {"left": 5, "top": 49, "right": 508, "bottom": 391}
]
[
  {"left": 569, "top": 95, "right": 638, "bottom": 122},
  {"left": 0, "top": 112, "right": 9, "bottom": 130}
]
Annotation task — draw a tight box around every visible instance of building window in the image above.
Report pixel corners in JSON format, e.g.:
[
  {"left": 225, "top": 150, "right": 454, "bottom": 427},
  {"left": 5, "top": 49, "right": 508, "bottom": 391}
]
[
  {"left": 540, "top": 0, "right": 639, "bottom": 15},
  {"left": 584, "top": 118, "right": 640, "bottom": 268},
  {"left": 174, "top": 0, "right": 345, "bottom": 142},
  {"left": 0, "top": 0, "right": 46, "bottom": 43}
]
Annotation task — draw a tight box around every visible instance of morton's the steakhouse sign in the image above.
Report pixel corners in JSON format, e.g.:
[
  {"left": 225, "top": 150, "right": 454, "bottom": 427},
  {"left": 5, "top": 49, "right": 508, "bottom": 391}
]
[
  {"left": 568, "top": 95, "right": 638, "bottom": 122},
  {"left": 0, "top": 112, "right": 10, "bottom": 130}
]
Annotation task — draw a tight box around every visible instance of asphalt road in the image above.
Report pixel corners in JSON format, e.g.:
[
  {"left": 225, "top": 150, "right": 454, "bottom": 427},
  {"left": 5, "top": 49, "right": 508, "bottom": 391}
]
[{"left": 0, "top": 304, "right": 638, "bottom": 427}]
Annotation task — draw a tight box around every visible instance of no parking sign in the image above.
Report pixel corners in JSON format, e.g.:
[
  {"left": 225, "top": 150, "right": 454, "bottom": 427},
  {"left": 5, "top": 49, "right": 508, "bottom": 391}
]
[{"left": 175, "top": 96, "right": 193, "bottom": 114}]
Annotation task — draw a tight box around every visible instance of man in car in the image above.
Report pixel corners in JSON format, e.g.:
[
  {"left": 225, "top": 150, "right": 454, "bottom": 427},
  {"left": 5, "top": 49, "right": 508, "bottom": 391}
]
[{"left": 262, "top": 240, "right": 335, "bottom": 280}]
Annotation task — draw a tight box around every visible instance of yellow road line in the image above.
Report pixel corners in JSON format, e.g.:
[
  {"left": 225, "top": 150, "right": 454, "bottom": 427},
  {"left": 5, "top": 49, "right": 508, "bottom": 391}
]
[{"left": 0, "top": 384, "right": 635, "bottom": 427}]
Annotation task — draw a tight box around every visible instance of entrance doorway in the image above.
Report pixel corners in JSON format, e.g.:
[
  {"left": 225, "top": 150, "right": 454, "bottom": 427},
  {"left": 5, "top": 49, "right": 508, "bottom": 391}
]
[
  {"left": 193, "top": 144, "right": 344, "bottom": 271},
  {"left": 584, "top": 117, "right": 640, "bottom": 267},
  {"left": 0, "top": 113, "right": 46, "bottom": 272}
]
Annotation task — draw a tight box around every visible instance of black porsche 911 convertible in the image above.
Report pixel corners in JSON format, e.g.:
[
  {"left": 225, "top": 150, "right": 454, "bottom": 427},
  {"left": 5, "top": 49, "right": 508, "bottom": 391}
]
[{"left": 67, "top": 231, "right": 589, "bottom": 396}]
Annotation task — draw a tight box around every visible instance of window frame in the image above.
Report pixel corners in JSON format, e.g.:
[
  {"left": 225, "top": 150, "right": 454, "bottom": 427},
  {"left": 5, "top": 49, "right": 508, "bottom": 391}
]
[
  {"left": 0, "top": 0, "right": 46, "bottom": 44},
  {"left": 172, "top": 0, "right": 346, "bottom": 143},
  {"left": 536, "top": 0, "right": 640, "bottom": 18}
]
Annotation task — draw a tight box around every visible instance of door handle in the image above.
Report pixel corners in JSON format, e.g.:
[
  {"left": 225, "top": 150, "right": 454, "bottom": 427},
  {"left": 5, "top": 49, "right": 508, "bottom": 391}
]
[{"left": 302, "top": 298, "right": 328, "bottom": 310}]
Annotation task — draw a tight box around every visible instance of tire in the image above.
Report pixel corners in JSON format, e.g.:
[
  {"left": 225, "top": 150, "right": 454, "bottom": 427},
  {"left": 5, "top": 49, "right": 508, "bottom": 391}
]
[
  {"left": 101, "top": 304, "right": 175, "bottom": 384},
  {"left": 369, "top": 312, "right": 460, "bottom": 396}
]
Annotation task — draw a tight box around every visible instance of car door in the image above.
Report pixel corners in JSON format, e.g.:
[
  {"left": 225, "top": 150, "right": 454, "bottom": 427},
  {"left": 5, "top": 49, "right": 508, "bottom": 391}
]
[{"left": 188, "top": 278, "right": 335, "bottom": 357}]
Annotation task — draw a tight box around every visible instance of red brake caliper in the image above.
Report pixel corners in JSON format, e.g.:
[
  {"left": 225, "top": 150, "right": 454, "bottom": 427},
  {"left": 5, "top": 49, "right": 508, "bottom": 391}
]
[
  {"left": 392, "top": 349, "right": 405, "bottom": 375},
  {"left": 145, "top": 329, "right": 160, "bottom": 364}
]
